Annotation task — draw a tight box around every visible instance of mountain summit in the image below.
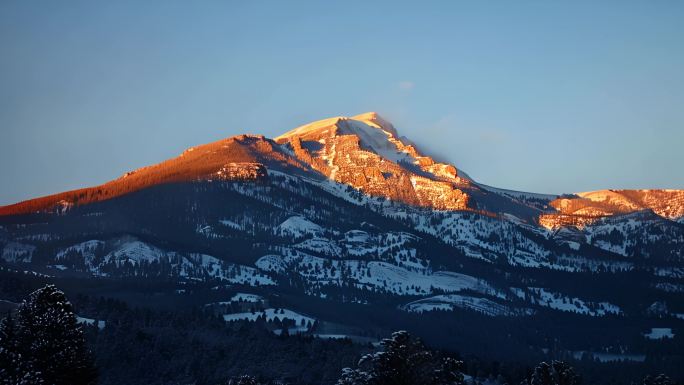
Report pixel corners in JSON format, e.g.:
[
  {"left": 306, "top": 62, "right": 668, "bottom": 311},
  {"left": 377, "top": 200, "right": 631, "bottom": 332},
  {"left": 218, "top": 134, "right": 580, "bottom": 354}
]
[
  {"left": 1, "top": 113, "right": 683, "bottom": 378},
  {"left": 276, "top": 112, "right": 469, "bottom": 210},
  {"left": 1, "top": 112, "right": 683, "bottom": 227}
]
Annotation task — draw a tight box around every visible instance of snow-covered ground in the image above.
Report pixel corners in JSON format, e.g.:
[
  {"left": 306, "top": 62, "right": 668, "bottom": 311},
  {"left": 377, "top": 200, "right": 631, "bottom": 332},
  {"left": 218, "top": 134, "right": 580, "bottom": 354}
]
[
  {"left": 277, "top": 216, "right": 324, "bottom": 238},
  {"left": 77, "top": 316, "right": 106, "bottom": 330},
  {"left": 105, "top": 241, "right": 166, "bottom": 265},
  {"left": 401, "top": 294, "right": 522, "bottom": 316},
  {"left": 230, "top": 293, "right": 264, "bottom": 303},
  {"left": 522, "top": 287, "right": 621, "bottom": 316},
  {"left": 219, "top": 219, "right": 244, "bottom": 230},
  {"left": 256, "top": 247, "right": 499, "bottom": 297},
  {"left": 53, "top": 239, "right": 276, "bottom": 285},
  {"left": 312, "top": 334, "right": 351, "bottom": 339},
  {"left": 294, "top": 237, "right": 342, "bottom": 256},
  {"left": 644, "top": 328, "right": 674, "bottom": 339},
  {"left": 2, "top": 242, "right": 36, "bottom": 263},
  {"left": 572, "top": 351, "right": 646, "bottom": 363},
  {"left": 222, "top": 308, "right": 314, "bottom": 327}
]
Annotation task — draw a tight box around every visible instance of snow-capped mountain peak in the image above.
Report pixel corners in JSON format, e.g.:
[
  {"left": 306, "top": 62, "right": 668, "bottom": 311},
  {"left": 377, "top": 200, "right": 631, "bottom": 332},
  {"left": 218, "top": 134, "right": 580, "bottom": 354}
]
[
  {"left": 275, "top": 113, "right": 469, "bottom": 210},
  {"left": 1, "top": 112, "right": 682, "bottom": 228}
]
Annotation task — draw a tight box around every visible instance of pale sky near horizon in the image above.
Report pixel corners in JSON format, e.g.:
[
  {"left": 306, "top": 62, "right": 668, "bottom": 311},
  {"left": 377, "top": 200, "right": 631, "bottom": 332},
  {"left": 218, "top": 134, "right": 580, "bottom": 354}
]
[{"left": 1, "top": 1, "right": 683, "bottom": 205}]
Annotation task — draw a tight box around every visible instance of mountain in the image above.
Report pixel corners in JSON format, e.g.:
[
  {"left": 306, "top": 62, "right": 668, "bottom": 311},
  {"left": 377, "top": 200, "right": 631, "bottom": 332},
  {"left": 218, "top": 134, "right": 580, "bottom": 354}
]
[
  {"left": 0, "top": 134, "right": 310, "bottom": 216},
  {"left": 275, "top": 112, "right": 469, "bottom": 210},
  {"left": 1, "top": 112, "right": 683, "bottom": 381},
  {"left": 540, "top": 189, "right": 684, "bottom": 229}
]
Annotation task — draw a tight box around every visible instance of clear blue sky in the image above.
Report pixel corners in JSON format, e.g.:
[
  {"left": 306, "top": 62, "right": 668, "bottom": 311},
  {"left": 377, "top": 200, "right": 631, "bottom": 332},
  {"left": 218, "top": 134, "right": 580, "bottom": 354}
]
[{"left": 2, "top": 1, "right": 683, "bottom": 205}]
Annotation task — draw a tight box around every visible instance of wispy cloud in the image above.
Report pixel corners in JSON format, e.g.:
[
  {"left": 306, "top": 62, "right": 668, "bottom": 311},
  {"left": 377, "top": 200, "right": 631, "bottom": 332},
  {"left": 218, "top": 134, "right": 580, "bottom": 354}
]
[{"left": 398, "top": 81, "right": 415, "bottom": 91}]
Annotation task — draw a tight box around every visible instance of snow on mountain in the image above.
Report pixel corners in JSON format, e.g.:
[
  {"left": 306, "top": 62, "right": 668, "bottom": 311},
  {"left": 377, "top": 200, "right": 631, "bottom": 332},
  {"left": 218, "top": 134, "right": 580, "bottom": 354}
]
[
  {"left": 55, "top": 240, "right": 105, "bottom": 271},
  {"left": 222, "top": 308, "right": 315, "bottom": 327},
  {"left": 403, "top": 286, "right": 622, "bottom": 318},
  {"left": 255, "top": 254, "right": 288, "bottom": 273},
  {"left": 293, "top": 237, "right": 342, "bottom": 256},
  {"left": 275, "top": 112, "right": 470, "bottom": 210},
  {"left": 401, "top": 294, "right": 525, "bottom": 317},
  {"left": 557, "top": 211, "right": 684, "bottom": 261},
  {"left": 408, "top": 210, "right": 565, "bottom": 268},
  {"left": 277, "top": 216, "right": 325, "bottom": 238},
  {"left": 48, "top": 238, "right": 276, "bottom": 285},
  {"left": 105, "top": 240, "right": 166, "bottom": 266},
  {"left": 2, "top": 112, "right": 681, "bottom": 236},
  {"left": 230, "top": 293, "right": 265, "bottom": 303},
  {"left": 643, "top": 328, "right": 675, "bottom": 340},
  {"left": 76, "top": 316, "right": 106, "bottom": 330},
  {"left": 541, "top": 189, "right": 684, "bottom": 229},
  {"left": 254, "top": 247, "right": 500, "bottom": 298},
  {"left": 219, "top": 219, "right": 244, "bottom": 230},
  {"left": 1, "top": 242, "right": 36, "bottom": 263},
  {"left": 1, "top": 111, "right": 683, "bottom": 337},
  {"left": 518, "top": 287, "right": 622, "bottom": 316},
  {"left": 0, "top": 134, "right": 308, "bottom": 216}
]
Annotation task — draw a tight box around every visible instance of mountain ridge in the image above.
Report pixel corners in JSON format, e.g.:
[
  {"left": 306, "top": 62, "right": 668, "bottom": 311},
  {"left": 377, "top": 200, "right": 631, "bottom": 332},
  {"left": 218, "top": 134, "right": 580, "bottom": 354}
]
[
  {"left": 1, "top": 113, "right": 683, "bottom": 380},
  {"left": 1, "top": 112, "right": 683, "bottom": 228}
]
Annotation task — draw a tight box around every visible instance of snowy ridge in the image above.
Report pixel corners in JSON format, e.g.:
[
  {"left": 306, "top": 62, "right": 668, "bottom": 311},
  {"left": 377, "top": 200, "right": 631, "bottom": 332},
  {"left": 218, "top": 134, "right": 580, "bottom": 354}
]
[
  {"left": 276, "top": 216, "right": 324, "bottom": 238},
  {"left": 1, "top": 242, "right": 36, "bottom": 263},
  {"left": 513, "top": 287, "right": 622, "bottom": 316},
  {"left": 476, "top": 183, "right": 558, "bottom": 201},
  {"left": 76, "top": 316, "right": 106, "bottom": 330},
  {"left": 401, "top": 294, "right": 527, "bottom": 317},
  {"left": 255, "top": 247, "right": 499, "bottom": 298},
  {"left": 51, "top": 238, "right": 275, "bottom": 285}
]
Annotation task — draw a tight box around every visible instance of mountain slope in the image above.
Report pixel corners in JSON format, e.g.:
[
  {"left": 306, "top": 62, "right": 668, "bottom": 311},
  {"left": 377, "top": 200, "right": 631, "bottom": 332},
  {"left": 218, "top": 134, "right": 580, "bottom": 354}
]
[
  {"left": 275, "top": 112, "right": 469, "bottom": 210},
  {"left": 1, "top": 112, "right": 683, "bottom": 380},
  {"left": 540, "top": 189, "right": 684, "bottom": 229},
  {"left": 0, "top": 134, "right": 312, "bottom": 216},
  {"left": 4, "top": 112, "right": 682, "bottom": 226}
]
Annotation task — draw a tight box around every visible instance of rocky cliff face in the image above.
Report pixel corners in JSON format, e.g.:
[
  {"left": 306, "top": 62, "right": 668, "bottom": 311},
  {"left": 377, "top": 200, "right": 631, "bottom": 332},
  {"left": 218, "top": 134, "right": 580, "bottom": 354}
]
[
  {"left": 2, "top": 112, "right": 683, "bottom": 230},
  {"left": 1, "top": 113, "right": 682, "bottom": 384},
  {"left": 539, "top": 189, "right": 684, "bottom": 230},
  {"left": 275, "top": 112, "right": 469, "bottom": 210}
]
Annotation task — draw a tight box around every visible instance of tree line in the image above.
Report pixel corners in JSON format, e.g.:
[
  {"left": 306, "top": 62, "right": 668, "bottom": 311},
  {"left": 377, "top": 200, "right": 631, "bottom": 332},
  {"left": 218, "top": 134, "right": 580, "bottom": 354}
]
[{"left": 1, "top": 285, "right": 679, "bottom": 385}]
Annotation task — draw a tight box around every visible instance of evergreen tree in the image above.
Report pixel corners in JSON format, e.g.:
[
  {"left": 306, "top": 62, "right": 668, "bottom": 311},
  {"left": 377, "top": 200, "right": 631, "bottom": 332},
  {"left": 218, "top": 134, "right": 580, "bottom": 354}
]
[
  {"left": 0, "top": 314, "right": 44, "bottom": 384},
  {"left": 337, "top": 330, "right": 464, "bottom": 385},
  {"left": 643, "top": 374, "right": 673, "bottom": 385},
  {"left": 7, "top": 285, "right": 98, "bottom": 385},
  {"left": 338, "top": 367, "right": 371, "bottom": 385},
  {"left": 531, "top": 362, "right": 554, "bottom": 385},
  {"left": 227, "top": 375, "right": 261, "bottom": 385},
  {"left": 551, "top": 361, "right": 579, "bottom": 385},
  {"left": 522, "top": 361, "right": 579, "bottom": 385}
]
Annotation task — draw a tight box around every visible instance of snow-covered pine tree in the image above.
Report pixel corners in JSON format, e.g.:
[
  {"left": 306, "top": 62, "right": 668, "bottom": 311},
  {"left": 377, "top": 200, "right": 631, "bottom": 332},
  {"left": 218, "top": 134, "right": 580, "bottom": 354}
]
[
  {"left": 13, "top": 285, "right": 97, "bottom": 385},
  {"left": 551, "top": 361, "right": 580, "bottom": 385},
  {"left": 522, "top": 361, "right": 579, "bottom": 385},
  {"left": 643, "top": 374, "right": 674, "bottom": 385},
  {"left": 227, "top": 375, "right": 261, "bottom": 385},
  {"left": 337, "top": 330, "right": 464, "bottom": 385},
  {"left": 531, "top": 362, "right": 554, "bottom": 385},
  {"left": 0, "top": 314, "right": 44, "bottom": 384}
]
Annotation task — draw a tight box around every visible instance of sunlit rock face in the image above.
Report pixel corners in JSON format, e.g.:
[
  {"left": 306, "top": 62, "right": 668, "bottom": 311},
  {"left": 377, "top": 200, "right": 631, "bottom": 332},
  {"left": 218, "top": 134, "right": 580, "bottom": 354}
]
[
  {"left": 275, "top": 112, "right": 469, "bottom": 210},
  {"left": 539, "top": 189, "right": 684, "bottom": 229},
  {"left": 2, "top": 112, "right": 683, "bottom": 225},
  {"left": 0, "top": 134, "right": 306, "bottom": 216}
]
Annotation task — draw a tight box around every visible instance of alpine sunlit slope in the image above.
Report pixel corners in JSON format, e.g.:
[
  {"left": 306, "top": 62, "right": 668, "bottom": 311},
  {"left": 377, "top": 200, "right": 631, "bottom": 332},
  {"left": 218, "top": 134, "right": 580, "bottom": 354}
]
[
  {"left": 4, "top": 112, "right": 681, "bottom": 226},
  {"left": 275, "top": 112, "right": 469, "bottom": 210},
  {"left": 1, "top": 112, "right": 683, "bottom": 377},
  {"left": 0, "top": 134, "right": 312, "bottom": 216},
  {"left": 540, "top": 189, "right": 684, "bottom": 229}
]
